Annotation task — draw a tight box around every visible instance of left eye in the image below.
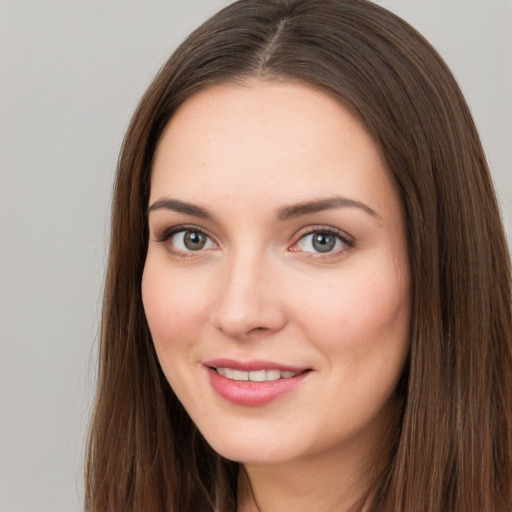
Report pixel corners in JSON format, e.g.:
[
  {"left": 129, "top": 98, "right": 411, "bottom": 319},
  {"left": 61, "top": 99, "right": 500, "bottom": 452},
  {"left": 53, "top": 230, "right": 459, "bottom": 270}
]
[
  {"left": 170, "top": 230, "right": 215, "bottom": 252},
  {"left": 295, "top": 231, "right": 348, "bottom": 254}
]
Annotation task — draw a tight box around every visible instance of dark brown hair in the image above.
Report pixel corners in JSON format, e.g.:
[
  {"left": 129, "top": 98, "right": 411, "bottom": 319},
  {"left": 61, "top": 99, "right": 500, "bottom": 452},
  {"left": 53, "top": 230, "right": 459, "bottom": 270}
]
[{"left": 85, "top": 1, "right": 512, "bottom": 510}]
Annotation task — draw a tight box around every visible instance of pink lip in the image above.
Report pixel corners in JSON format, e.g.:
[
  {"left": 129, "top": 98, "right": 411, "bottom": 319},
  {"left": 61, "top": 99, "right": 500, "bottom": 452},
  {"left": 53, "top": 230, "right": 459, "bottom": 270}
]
[{"left": 203, "top": 359, "right": 311, "bottom": 406}]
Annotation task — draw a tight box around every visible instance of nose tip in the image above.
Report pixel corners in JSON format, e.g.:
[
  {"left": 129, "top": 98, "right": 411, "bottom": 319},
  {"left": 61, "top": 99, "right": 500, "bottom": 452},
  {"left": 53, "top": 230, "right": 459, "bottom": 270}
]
[{"left": 210, "top": 258, "right": 286, "bottom": 340}]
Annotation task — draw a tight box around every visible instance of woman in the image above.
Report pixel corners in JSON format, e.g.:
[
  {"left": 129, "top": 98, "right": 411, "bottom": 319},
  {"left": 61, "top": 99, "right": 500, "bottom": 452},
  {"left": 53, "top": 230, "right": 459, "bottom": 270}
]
[{"left": 85, "top": 1, "right": 512, "bottom": 511}]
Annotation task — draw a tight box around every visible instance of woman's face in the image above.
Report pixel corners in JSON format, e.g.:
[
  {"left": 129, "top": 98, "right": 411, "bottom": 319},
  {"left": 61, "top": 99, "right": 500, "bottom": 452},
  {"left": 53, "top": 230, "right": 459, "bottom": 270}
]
[{"left": 142, "top": 82, "right": 410, "bottom": 467}]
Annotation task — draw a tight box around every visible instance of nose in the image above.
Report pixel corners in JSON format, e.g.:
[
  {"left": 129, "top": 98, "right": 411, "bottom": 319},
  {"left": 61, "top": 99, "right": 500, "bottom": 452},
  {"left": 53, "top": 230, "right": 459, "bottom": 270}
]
[{"left": 210, "top": 250, "right": 287, "bottom": 340}]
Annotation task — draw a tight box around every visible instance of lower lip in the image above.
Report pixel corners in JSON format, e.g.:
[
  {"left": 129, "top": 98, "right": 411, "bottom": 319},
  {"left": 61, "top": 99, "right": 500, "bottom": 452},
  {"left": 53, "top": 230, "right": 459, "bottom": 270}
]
[{"left": 207, "top": 367, "right": 310, "bottom": 406}]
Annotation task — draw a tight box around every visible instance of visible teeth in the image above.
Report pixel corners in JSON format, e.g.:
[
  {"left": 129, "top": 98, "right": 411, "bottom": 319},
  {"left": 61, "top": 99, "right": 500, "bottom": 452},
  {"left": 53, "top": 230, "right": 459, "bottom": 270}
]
[
  {"left": 216, "top": 368, "right": 299, "bottom": 381},
  {"left": 217, "top": 367, "right": 234, "bottom": 378},
  {"left": 232, "top": 370, "right": 249, "bottom": 381},
  {"left": 266, "top": 369, "right": 281, "bottom": 381},
  {"left": 249, "top": 370, "right": 266, "bottom": 382}
]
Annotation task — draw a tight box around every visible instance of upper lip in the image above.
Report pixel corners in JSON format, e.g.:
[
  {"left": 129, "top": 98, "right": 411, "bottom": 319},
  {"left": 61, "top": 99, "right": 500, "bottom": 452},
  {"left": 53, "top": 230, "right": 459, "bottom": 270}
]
[{"left": 203, "top": 358, "right": 309, "bottom": 373}]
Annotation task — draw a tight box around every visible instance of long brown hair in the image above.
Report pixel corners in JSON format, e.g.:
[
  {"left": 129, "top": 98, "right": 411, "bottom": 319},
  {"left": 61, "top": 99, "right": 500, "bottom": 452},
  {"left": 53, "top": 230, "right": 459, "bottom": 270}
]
[{"left": 85, "top": 1, "right": 512, "bottom": 510}]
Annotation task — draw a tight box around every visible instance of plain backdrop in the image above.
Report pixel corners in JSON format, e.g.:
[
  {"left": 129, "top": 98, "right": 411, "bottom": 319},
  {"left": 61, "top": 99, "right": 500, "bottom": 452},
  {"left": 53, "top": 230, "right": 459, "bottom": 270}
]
[{"left": 0, "top": 2, "right": 510, "bottom": 511}]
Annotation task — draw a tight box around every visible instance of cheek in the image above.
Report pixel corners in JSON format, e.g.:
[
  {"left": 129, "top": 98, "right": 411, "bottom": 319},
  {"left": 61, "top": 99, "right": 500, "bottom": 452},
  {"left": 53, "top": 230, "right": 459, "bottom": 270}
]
[
  {"left": 141, "top": 260, "right": 217, "bottom": 405},
  {"left": 291, "top": 259, "right": 410, "bottom": 357},
  {"left": 141, "top": 261, "right": 212, "bottom": 349}
]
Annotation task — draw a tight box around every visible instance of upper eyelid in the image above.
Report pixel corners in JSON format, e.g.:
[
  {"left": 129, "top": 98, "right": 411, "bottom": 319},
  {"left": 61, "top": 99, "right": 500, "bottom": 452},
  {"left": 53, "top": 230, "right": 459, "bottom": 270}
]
[
  {"left": 294, "top": 225, "right": 354, "bottom": 244},
  {"left": 154, "top": 224, "right": 214, "bottom": 243}
]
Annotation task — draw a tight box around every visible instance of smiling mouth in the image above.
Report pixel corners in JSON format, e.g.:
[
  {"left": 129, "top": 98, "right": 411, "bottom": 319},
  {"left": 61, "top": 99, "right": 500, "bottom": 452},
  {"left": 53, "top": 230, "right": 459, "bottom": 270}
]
[
  {"left": 206, "top": 362, "right": 311, "bottom": 405},
  {"left": 214, "top": 367, "right": 300, "bottom": 382}
]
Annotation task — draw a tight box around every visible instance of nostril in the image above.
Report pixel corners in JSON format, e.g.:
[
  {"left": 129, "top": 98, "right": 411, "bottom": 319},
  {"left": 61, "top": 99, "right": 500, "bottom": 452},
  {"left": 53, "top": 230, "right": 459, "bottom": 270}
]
[{"left": 247, "top": 326, "right": 269, "bottom": 335}]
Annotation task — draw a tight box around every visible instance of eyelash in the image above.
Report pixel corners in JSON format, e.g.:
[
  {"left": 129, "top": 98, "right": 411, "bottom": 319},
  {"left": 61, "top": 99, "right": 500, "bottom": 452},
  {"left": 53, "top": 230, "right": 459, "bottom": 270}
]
[
  {"left": 155, "top": 224, "right": 217, "bottom": 258},
  {"left": 290, "top": 226, "right": 354, "bottom": 259},
  {"left": 154, "top": 224, "right": 354, "bottom": 259}
]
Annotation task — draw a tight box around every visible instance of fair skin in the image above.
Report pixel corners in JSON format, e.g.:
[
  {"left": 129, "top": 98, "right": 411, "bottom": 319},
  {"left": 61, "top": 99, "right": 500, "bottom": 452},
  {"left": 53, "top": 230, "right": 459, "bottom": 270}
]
[{"left": 142, "top": 81, "right": 411, "bottom": 512}]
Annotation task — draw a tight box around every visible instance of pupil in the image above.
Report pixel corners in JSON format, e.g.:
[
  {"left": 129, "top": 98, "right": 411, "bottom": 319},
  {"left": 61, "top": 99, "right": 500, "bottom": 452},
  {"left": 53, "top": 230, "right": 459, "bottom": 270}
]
[
  {"left": 184, "top": 231, "right": 206, "bottom": 250},
  {"left": 312, "top": 233, "right": 335, "bottom": 253}
]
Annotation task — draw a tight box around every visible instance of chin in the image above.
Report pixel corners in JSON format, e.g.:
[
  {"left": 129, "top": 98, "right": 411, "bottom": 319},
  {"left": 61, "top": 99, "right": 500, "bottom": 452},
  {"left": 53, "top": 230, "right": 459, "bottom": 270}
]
[{"left": 199, "top": 423, "right": 299, "bottom": 465}]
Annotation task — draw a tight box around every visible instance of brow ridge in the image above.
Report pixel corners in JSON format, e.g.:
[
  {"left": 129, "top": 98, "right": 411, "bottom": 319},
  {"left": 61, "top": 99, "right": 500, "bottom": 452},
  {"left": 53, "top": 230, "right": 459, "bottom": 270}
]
[
  {"left": 274, "top": 196, "right": 380, "bottom": 221},
  {"left": 147, "top": 198, "right": 214, "bottom": 219},
  {"left": 147, "top": 196, "right": 380, "bottom": 223}
]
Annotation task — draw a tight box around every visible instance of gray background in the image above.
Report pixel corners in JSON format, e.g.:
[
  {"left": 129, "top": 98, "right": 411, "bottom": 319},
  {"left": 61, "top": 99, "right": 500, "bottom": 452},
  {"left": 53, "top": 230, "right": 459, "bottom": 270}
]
[{"left": 0, "top": 2, "right": 510, "bottom": 511}]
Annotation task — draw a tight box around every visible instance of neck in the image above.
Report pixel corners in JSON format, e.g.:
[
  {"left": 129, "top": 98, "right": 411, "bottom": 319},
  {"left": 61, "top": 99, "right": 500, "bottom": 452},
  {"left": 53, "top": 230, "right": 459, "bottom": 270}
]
[{"left": 237, "top": 450, "right": 372, "bottom": 512}]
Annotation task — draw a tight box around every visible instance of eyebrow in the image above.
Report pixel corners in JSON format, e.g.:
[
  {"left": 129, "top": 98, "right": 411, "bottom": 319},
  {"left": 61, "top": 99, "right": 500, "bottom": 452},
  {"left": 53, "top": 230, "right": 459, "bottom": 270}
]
[
  {"left": 147, "top": 195, "right": 381, "bottom": 223},
  {"left": 274, "top": 196, "right": 381, "bottom": 222},
  {"left": 147, "top": 198, "right": 214, "bottom": 219}
]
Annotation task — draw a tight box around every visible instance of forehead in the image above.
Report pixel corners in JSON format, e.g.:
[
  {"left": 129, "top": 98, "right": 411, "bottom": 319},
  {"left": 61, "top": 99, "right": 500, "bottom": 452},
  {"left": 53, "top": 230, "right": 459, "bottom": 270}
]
[{"left": 150, "top": 81, "right": 397, "bottom": 216}]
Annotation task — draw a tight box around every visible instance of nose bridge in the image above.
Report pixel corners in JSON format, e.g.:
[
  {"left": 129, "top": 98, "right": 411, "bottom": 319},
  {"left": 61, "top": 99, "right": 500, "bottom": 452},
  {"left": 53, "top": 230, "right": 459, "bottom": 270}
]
[{"left": 211, "top": 244, "right": 285, "bottom": 338}]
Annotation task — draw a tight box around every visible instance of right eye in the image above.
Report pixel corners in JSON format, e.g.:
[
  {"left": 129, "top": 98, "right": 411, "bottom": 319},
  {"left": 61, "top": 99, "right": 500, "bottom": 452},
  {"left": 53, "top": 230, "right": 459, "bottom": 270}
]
[{"left": 167, "top": 229, "right": 216, "bottom": 252}]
